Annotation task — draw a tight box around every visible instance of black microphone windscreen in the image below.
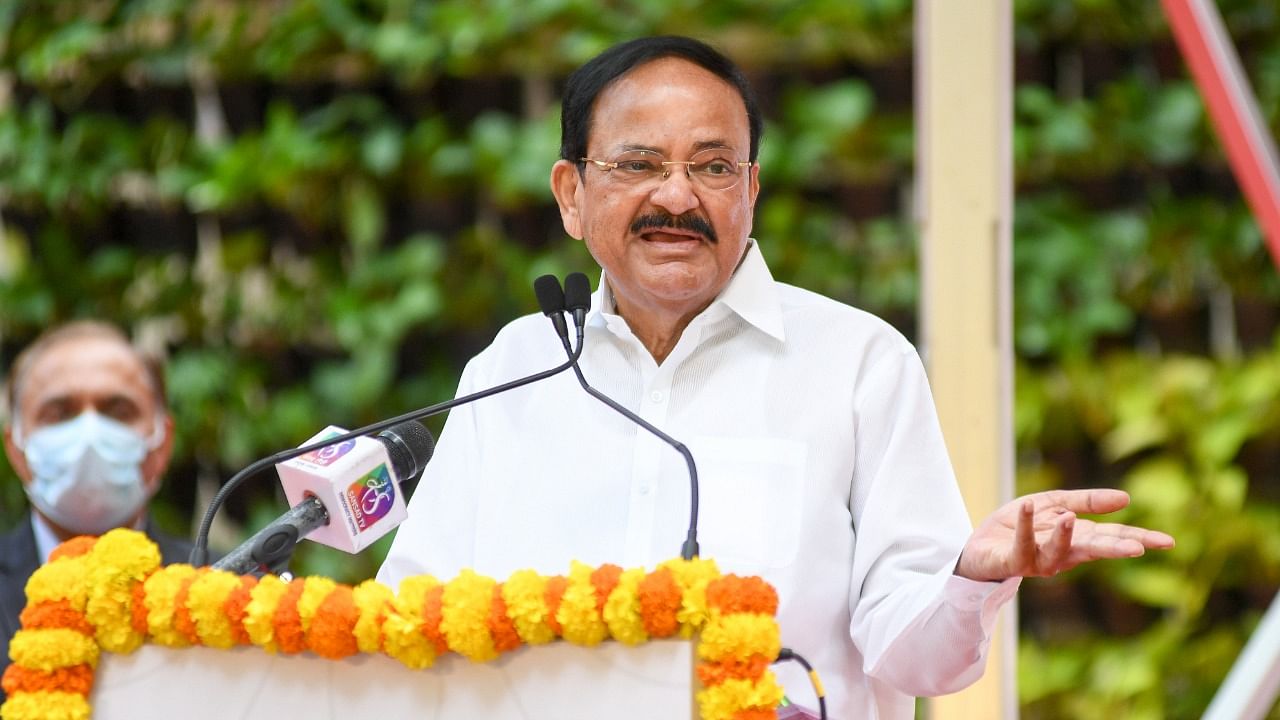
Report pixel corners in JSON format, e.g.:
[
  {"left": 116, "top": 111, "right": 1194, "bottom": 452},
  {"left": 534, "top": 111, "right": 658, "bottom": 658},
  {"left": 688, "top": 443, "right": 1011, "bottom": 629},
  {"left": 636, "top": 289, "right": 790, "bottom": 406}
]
[
  {"left": 377, "top": 421, "right": 436, "bottom": 482},
  {"left": 564, "top": 272, "right": 592, "bottom": 313},
  {"left": 533, "top": 274, "right": 566, "bottom": 316}
]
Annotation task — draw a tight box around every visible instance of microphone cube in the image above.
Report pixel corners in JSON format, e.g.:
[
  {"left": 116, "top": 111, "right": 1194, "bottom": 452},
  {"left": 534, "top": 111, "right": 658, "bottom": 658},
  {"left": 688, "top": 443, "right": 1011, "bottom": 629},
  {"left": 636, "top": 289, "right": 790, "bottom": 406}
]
[{"left": 275, "top": 426, "right": 409, "bottom": 553}]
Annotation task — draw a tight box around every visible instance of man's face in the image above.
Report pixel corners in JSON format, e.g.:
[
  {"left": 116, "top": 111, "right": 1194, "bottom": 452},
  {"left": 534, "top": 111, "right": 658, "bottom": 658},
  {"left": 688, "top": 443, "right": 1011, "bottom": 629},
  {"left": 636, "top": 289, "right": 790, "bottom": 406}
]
[
  {"left": 3, "top": 335, "right": 172, "bottom": 495},
  {"left": 551, "top": 57, "right": 760, "bottom": 325}
]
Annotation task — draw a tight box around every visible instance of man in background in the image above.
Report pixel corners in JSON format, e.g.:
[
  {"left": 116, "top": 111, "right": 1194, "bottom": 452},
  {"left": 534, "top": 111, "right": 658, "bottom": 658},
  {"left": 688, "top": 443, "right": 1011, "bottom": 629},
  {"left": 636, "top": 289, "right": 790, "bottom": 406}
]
[{"left": 0, "top": 320, "right": 192, "bottom": 700}]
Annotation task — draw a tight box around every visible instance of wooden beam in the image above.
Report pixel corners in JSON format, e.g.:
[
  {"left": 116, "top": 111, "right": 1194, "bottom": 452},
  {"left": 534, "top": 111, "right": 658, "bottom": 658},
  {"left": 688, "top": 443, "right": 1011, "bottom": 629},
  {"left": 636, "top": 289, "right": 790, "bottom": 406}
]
[{"left": 916, "top": 1, "right": 1016, "bottom": 718}]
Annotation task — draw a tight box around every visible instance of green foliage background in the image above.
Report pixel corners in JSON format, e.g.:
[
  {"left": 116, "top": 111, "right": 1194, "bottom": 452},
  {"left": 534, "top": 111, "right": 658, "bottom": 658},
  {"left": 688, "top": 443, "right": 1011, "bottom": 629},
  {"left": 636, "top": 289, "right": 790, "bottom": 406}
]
[{"left": 1, "top": 1, "right": 1278, "bottom": 717}]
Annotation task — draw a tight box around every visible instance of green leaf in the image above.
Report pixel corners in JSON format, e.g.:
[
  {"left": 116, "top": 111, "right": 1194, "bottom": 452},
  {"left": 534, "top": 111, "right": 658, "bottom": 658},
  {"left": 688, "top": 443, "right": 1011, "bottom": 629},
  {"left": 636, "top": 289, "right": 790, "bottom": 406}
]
[{"left": 1112, "top": 565, "right": 1194, "bottom": 608}]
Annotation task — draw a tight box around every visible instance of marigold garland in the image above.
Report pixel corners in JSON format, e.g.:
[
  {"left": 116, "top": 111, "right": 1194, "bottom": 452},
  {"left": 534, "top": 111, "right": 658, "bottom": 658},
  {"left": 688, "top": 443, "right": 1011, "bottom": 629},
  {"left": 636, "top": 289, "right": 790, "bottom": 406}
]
[
  {"left": 439, "top": 570, "right": 498, "bottom": 662},
  {"left": 186, "top": 571, "right": 244, "bottom": 649},
  {"left": 270, "top": 578, "right": 307, "bottom": 654},
  {"left": 308, "top": 585, "right": 359, "bottom": 660},
  {"left": 1, "top": 530, "right": 785, "bottom": 720},
  {"left": 242, "top": 574, "right": 288, "bottom": 652},
  {"left": 486, "top": 584, "right": 521, "bottom": 654},
  {"left": 603, "top": 567, "right": 649, "bottom": 646},
  {"left": 84, "top": 529, "right": 159, "bottom": 655},
  {"left": 350, "top": 580, "right": 392, "bottom": 653},
  {"left": 557, "top": 562, "right": 608, "bottom": 647},
  {"left": 380, "top": 574, "right": 439, "bottom": 669},
  {"left": 501, "top": 570, "right": 555, "bottom": 645}
]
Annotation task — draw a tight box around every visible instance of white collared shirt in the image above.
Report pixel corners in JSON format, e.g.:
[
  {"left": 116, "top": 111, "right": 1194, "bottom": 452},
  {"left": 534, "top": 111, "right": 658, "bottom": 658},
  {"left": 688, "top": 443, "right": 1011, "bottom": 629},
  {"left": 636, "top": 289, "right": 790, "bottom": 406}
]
[
  {"left": 380, "top": 241, "right": 1018, "bottom": 719},
  {"left": 30, "top": 512, "right": 62, "bottom": 564}
]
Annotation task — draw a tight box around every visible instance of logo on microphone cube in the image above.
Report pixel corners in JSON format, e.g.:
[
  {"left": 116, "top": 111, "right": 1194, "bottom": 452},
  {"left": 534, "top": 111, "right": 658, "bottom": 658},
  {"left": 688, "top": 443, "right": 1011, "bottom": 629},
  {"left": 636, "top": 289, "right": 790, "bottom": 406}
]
[
  {"left": 301, "top": 434, "right": 357, "bottom": 467},
  {"left": 346, "top": 463, "right": 396, "bottom": 531}
]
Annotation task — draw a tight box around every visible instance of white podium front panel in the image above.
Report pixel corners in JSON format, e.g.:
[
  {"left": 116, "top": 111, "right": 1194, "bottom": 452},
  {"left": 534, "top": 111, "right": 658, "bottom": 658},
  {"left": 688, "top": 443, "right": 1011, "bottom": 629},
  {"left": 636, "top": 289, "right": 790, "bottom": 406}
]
[{"left": 92, "top": 641, "right": 693, "bottom": 720}]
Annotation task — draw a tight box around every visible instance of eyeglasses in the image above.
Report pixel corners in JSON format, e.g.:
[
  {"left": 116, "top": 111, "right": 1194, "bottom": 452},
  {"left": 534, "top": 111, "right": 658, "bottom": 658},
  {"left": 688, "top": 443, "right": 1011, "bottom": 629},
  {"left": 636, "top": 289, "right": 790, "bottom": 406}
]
[{"left": 579, "top": 148, "right": 753, "bottom": 191}]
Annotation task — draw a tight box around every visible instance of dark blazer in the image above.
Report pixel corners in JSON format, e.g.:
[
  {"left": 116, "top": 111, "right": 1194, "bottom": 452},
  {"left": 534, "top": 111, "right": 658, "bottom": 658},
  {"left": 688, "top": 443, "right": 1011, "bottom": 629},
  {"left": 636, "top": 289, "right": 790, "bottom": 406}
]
[{"left": 0, "top": 516, "right": 194, "bottom": 703}]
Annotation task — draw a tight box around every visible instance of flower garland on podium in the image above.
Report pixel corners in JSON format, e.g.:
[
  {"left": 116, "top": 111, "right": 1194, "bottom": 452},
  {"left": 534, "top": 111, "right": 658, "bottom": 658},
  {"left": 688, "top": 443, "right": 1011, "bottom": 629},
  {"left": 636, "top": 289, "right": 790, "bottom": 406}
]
[{"left": 0, "top": 528, "right": 783, "bottom": 720}]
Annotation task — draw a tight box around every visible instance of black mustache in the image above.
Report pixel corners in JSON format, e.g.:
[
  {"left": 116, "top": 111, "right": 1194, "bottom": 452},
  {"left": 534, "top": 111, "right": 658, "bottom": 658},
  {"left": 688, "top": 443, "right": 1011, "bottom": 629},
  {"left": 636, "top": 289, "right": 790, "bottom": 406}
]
[{"left": 630, "top": 213, "right": 717, "bottom": 244}]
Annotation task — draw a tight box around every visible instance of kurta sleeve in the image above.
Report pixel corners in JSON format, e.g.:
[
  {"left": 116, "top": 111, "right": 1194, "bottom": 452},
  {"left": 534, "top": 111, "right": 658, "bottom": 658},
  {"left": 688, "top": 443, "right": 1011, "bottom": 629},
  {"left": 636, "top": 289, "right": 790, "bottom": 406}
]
[{"left": 846, "top": 341, "right": 1019, "bottom": 696}]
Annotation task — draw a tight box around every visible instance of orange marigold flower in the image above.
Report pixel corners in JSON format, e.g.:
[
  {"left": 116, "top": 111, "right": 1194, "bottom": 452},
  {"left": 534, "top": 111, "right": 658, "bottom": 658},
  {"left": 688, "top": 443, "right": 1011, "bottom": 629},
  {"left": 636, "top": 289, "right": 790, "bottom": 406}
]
[
  {"left": 487, "top": 583, "right": 521, "bottom": 654},
  {"left": 223, "top": 576, "right": 258, "bottom": 646},
  {"left": 19, "top": 600, "right": 94, "bottom": 636},
  {"left": 173, "top": 571, "right": 204, "bottom": 645},
  {"left": 590, "top": 564, "right": 623, "bottom": 615},
  {"left": 131, "top": 577, "right": 150, "bottom": 635},
  {"left": 695, "top": 655, "right": 772, "bottom": 687},
  {"left": 2, "top": 663, "right": 95, "bottom": 696},
  {"left": 420, "top": 585, "right": 448, "bottom": 655},
  {"left": 543, "top": 576, "right": 568, "bottom": 636},
  {"left": 705, "top": 576, "right": 778, "bottom": 616},
  {"left": 48, "top": 536, "right": 97, "bottom": 562},
  {"left": 273, "top": 580, "right": 308, "bottom": 654},
  {"left": 637, "top": 568, "right": 681, "bottom": 638},
  {"left": 308, "top": 585, "right": 359, "bottom": 660},
  {"left": 733, "top": 708, "right": 778, "bottom": 720}
]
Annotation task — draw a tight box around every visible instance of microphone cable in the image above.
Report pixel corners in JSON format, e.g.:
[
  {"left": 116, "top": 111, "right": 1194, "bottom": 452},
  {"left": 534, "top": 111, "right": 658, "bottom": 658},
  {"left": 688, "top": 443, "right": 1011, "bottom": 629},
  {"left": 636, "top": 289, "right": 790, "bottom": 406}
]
[
  {"left": 776, "top": 647, "right": 828, "bottom": 720},
  {"left": 190, "top": 288, "right": 586, "bottom": 567},
  {"left": 536, "top": 273, "right": 700, "bottom": 561}
]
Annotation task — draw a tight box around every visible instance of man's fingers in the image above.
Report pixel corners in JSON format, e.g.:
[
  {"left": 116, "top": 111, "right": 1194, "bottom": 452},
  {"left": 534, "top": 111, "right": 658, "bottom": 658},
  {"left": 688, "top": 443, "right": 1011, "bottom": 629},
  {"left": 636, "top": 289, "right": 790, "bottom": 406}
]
[
  {"left": 1039, "top": 512, "right": 1075, "bottom": 573},
  {"left": 1040, "top": 488, "right": 1131, "bottom": 516},
  {"left": 1014, "top": 499, "right": 1036, "bottom": 570},
  {"left": 1086, "top": 522, "right": 1176, "bottom": 549}
]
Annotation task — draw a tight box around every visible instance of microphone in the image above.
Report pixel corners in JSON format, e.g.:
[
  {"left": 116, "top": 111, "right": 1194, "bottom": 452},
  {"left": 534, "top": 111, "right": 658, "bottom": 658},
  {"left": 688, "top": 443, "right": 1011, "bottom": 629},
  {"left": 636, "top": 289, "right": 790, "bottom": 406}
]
[
  {"left": 212, "top": 421, "right": 435, "bottom": 575},
  {"left": 564, "top": 272, "right": 590, "bottom": 332},
  {"left": 535, "top": 273, "right": 701, "bottom": 560},
  {"left": 534, "top": 274, "right": 570, "bottom": 340},
  {"left": 190, "top": 282, "right": 588, "bottom": 567}
]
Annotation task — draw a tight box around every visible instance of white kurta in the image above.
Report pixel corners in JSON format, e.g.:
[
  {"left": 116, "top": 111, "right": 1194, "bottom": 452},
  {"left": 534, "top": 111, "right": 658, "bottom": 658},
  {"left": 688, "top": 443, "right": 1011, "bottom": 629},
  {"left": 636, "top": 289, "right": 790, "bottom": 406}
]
[{"left": 379, "top": 242, "right": 1017, "bottom": 719}]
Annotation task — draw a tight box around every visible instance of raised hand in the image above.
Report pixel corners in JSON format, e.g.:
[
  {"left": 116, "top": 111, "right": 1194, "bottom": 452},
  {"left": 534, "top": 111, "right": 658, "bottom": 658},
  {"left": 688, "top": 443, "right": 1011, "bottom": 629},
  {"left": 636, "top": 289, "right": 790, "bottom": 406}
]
[{"left": 954, "top": 489, "right": 1175, "bottom": 582}]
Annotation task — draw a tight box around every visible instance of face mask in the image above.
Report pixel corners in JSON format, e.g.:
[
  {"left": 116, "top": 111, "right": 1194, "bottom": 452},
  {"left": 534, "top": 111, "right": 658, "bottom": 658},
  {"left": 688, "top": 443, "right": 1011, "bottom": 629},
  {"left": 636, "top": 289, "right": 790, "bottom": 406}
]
[{"left": 15, "top": 411, "right": 163, "bottom": 536}]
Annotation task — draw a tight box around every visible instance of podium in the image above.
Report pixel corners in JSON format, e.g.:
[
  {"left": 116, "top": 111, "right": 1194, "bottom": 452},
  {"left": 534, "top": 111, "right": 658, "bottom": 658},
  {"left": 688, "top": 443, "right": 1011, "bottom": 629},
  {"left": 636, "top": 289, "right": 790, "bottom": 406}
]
[
  {"left": 92, "top": 640, "right": 693, "bottom": 719},
  {"left": 1, "top": 529, "right": 784, "bottom": 720}
]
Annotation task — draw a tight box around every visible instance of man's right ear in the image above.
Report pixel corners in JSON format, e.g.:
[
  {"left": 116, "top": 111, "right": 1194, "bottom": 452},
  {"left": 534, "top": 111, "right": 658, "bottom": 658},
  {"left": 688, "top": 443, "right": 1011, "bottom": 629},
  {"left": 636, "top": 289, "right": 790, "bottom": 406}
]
[
  {"left": 3, "top": 424, "right": 32, "bottom": 484},
  {"left": 550, "top": 159, "right": 585, "bottom": 240}
]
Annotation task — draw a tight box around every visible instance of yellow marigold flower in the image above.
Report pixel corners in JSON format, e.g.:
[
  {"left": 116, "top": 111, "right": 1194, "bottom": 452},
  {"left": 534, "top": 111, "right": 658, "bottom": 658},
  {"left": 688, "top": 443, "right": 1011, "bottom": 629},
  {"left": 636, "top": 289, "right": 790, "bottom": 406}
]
[
  {"left": 186, "top": 571, "right": 243, "bottom": 649},
  {"left": 90, "top": 529, "right": 161, "bottom": 580},
  {"left": 557, "top": 562, "right": 607, "bottom": 647},
  {"left": 243, "top": 574, "right": 290, "bottom": 652},
  {"left": 9, "top": 629, "right": 99, "bottom": 671},
  {"left": 695, "top": 675, "right": 785, "bottom": 720},
  {"left": 660, "top": 557, "right": 720, "bottom": 638},
  {"left": 294, "top": 576, "right": 337, "bottom": 633},
  {"left": 92, "top": 604, "right": 143, "bottom": 656},
  {"left": 351, "top": 580, "right": 394, "bottom": 653},
  {"left": 440, "top": 570, "right": 497, "bottom": 663},
  {"left": 392, "top": 574, "right": 437, "bottom": 616},
  {"left": 603, "top": 568, "right": 648, "bottom": 646},
  {"left": 84, "top": 529, "right": 160, "bottom": 655},
  {"left": 141, "top": 565, "right": 198, "bottom": 648},
  {"left": 382, "top": 575, "right": 439, "bottom": 670},
  {"left": 697, "top": 614, "right": 781, "bottom": 664},
  {"left": 501, "top": 570, "right": 555, "bottom": 646},
  {"left": 24, "top": 554, "right": 91, "bottom": 609},
  {"left": 0, "top": 689, "right": 91, "bottom": 720}
]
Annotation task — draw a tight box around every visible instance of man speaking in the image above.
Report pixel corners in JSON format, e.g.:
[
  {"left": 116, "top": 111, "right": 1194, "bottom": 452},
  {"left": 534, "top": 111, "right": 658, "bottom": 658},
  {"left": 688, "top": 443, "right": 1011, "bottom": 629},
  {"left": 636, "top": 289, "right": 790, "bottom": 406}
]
[{"left": 379, "top": 36, "right": 1173, "bottom": 718}]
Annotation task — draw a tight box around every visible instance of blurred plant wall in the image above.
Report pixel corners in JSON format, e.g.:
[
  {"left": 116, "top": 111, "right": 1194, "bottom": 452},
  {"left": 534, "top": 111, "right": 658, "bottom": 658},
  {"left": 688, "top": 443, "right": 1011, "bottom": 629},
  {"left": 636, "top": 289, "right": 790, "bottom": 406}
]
[{"left": 0, "top": 1, "right": 1278, "bottom": 717}]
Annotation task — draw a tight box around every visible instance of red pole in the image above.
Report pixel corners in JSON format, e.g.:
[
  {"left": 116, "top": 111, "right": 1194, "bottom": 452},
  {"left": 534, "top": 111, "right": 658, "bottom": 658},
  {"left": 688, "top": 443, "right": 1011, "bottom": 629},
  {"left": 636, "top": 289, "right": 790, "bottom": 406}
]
[{"left": 1162, "top": 0, "right": 1280, "bottom": 265}]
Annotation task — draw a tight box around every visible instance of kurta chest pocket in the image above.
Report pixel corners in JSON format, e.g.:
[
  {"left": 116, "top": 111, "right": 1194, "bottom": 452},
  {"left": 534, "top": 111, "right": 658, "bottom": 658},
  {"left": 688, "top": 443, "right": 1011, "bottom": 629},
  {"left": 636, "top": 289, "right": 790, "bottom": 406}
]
[{"left": 687, "top": 436, "right": 808, "bottom": 571}]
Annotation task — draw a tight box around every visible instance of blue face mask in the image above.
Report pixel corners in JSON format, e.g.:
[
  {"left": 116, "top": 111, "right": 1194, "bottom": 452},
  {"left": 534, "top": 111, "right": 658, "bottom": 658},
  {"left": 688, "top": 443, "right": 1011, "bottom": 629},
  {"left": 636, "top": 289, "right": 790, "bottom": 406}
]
[{"left": 16, "top": 411, "right": 163, "bottom": 535}]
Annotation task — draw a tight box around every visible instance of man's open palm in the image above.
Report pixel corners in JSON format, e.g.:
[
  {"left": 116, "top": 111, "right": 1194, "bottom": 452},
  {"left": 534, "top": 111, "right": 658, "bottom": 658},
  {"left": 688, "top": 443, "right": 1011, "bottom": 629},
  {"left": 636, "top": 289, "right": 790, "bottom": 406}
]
[{"left": 955, "top": 489, "right": 1175, "bottom": 582}]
